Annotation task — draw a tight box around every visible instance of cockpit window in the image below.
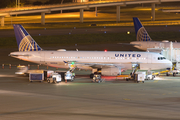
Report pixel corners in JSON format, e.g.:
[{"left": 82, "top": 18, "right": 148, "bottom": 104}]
[{"left": 158, "top": 57, "right": 166, "bottom": 60}]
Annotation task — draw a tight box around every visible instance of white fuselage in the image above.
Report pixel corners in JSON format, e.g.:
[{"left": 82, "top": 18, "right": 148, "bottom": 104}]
[
  {"left": 10, "top": 51, "right": 172, "bottom": 71},
  {"left": 130, "top": 41, "right": 180, "bottom": 51}
]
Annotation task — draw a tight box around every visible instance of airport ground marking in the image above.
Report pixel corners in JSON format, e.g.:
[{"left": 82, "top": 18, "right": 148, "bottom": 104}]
[
  {"left": 151, "top": 94, "right": 158, "bottom": 96},
  {"left": 123, "top": 98, "right": 131, "bottom": 101},
  {"left": 124, "top": 94, "right": 132, "bottom": 96},
  {"left": 97, "top": 94, "right": 105, "bottom": 96},
  {"left": 137, "top": 94, "right": 145, "bottom": 96}
]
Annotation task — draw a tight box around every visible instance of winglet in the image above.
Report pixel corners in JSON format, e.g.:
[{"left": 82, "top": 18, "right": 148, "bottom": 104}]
[
  {"left": 13, "top": 24, "right": 43, "bottom": 51},
  {"left": 133, "top": 17, "right": 152, "bottom": 41}
]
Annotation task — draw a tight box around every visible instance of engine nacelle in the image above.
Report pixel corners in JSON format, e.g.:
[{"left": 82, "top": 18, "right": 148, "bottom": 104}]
[{"left": 101, "top": 67, "right": 121, "bottom": 76}]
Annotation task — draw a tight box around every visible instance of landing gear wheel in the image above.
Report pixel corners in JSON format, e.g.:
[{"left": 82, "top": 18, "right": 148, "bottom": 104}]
[
  {"left": 71, "top": 77, "right": 74, "bottom": 81},
  {"left": 90, "top": 74, "right": 94, "bottom": 78},
  {"left": 166, "top": 72, "right": 169, "bottom": 76},
  {"left": 152, "top": 75, "right": 155, "bottom": 80},
  {"left": 173, "top": 72, "right": 176, "bottom": 77}
]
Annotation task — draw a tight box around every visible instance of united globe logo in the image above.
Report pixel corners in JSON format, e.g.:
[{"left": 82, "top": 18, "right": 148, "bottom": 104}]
[
  {"left": 137, "top": 27, "right": 152, "bottom": 41},
  {"left": 19, "top": 35, "right": 42, "bottom": 51}
]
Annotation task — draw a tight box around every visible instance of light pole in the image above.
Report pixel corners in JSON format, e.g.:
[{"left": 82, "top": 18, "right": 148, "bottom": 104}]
[
  {"left": 16, "top": 0, "right": 17, "bottom": 8},
  {"left": 18, "top": 0, "right": 20, "bottom": 8},
  {"left": 61, "top": 0, "right": 64, "bottom": 13}
]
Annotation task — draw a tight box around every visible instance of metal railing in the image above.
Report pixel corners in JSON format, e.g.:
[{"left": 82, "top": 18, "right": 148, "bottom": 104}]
[
  {"left": 97, "top": 20, "right": 180, "bottom": 26},
  {"left": 0, "top": 0, "right": 178, "bottom": 13}
]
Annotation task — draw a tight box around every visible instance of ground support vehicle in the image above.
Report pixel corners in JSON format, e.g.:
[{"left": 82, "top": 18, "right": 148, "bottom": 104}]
[
  {"left": 146, "top": 74, "right": 155, "bottom": 80},
  {"left": 134, "top": 73, "right": 145, "bottom": 83},
  {"left": 126, "top": 71, "right": 148, "bottom": 83},
  {"left": 47, "top": 73, "right": 61, "bottom": 83},
  {"left": 65, "top": 71, "right": 75, "bottom": 81},
  {"left": 166, "top": 69, "right": 180, "bottom": 76},
  {"left": 55, "top": 71, "right": 66, "bottom": 81},
  {"left": 29, "top": 73, "right": 44, "bottom": 82},
  {"left": 152, "top": 68, "right": 180, "bottom": 77},
  {"left": 92, "top": 74, "right": 102, "bottom": 83},
  {"left": 15, "top": 65, "right": 54, "bottom": 80}
]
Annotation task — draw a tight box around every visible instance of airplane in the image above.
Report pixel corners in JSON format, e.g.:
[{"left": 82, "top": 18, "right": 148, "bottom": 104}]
[
  {"left": 127, "top": 17, "right": 180, "bottom": 51},
  {"left": 9, "top": 24, "right": 172, "bottom": 78}
]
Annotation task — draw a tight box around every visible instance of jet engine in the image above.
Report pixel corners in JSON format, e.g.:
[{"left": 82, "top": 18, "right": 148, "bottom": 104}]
[{"left": 101, "top": 67, "right": 121, "bottom": 76}]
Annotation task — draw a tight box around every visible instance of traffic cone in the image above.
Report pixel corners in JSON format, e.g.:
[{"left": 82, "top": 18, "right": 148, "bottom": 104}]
[{"left": 9, "top": 64, "right": 11, "bottom": 69}]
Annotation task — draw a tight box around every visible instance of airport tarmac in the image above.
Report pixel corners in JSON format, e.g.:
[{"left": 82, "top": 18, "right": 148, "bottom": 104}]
[
  {"left": 0, "top": 67, "right": 180, "bottom": 120},
  {"left": 1, "top": 23, "right": 180, "bottom": 119}
]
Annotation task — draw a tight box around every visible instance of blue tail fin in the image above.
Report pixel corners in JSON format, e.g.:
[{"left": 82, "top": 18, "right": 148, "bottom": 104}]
[
  {"left": 13, "top": 24, "right": 43, "bottom": 51},
  {"left": 133, "top": 17, "right": 152, "bottom": 41}
]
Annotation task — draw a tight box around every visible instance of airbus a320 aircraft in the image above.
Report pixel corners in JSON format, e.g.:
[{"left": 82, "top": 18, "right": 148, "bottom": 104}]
[
  {"left": 10, "top": 24, "right": 172, "bottom": 77},
  {"left": 130, "top": 17, "right": 180, "bottom": 51}
]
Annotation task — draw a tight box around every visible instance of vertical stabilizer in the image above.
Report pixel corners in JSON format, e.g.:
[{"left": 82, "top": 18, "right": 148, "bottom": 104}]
[
  {"left": 13, "top": 24, "right": 43, "bottom": 51},
  {"left": 133, "top": 17, "right": 152, "bottom": 41}
]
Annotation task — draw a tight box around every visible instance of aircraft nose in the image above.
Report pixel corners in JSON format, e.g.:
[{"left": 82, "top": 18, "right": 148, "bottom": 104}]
[{"left": 167, "top": 61, "right": 173, "bottom": 68}]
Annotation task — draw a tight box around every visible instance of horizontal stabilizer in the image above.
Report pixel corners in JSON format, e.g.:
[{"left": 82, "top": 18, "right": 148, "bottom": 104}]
[{"left": 118, "top": 43, "right": 141, "bottom": 46}]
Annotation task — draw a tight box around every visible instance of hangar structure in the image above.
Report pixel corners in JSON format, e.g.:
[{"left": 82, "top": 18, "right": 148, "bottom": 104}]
[{"left": 0, "top": 0, "right": 180, "bottom": 26}]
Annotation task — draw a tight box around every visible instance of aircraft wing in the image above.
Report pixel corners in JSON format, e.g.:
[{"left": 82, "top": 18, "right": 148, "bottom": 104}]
[
  {"left": 65, "top": 61, "right": 136, "bottom": 70},
  {"left": 78, "top": 63, "right": 123, "bottom": 68},
  {"left": 147, "top": 48, "right": 163, "bottom": 53}
]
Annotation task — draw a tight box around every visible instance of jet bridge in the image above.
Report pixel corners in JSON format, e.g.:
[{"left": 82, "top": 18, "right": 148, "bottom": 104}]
[
  {"left": 147, "top": 41, "right": 180, "bottom": 69},
  {"left": 161, "top": 48, "right": 180, "bottom": 69}
]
